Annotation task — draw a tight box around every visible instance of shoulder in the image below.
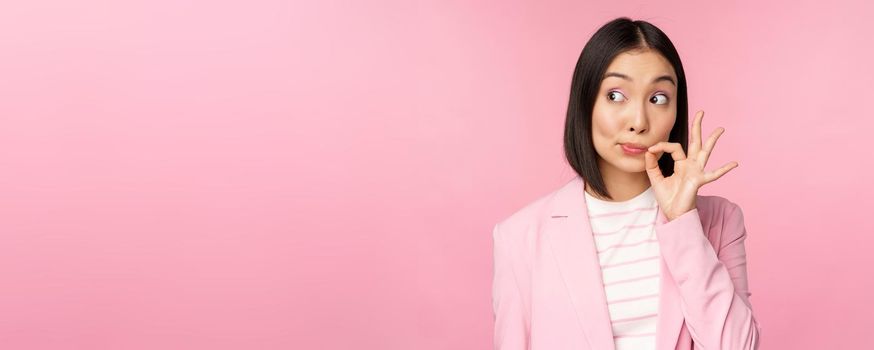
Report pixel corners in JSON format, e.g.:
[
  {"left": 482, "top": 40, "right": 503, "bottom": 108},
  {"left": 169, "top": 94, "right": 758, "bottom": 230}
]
[
  {"left": 697, "top": 193, "right": 738, "bottom": 212},
  {"left": 492, "top": 184, "right": 562, "bottom": 240},
  {"left": 694, "top": 194, "right": 748, "bottom": 249},
  {"left": 696, "top": 193, "right": 744, "bottom": 224}
]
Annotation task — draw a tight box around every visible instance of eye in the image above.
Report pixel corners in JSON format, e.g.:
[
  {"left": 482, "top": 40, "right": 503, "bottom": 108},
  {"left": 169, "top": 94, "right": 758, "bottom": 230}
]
[
  {"left": 607, "top": 91, "right": 626, "bottom": 102},
  {"left": 650, "top": 93, "right": 669, "bottom": 105}
]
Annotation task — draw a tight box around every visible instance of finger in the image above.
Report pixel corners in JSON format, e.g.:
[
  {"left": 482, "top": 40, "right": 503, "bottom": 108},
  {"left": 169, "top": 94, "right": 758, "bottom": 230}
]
[
  {"left": 647, "top": 141, "right": 686, "bottom": 161},
  {"left": 645, "top": 150, "right": 664, "bottom": 182},
  {"left": 688, "top": 110, "right": 704, "bottom": 158},
  {"left": 704, "top": 161, "right": 738, "bottom": 183},
  {"left": 700, "top": 127, "right": 726, "bottom": 165}
]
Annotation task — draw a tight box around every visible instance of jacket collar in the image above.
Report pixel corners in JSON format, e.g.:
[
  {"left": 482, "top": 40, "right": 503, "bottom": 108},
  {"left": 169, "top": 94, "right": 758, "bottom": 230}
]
[{"left": 544, "top": 175, "right": 685, "bottom": 350}]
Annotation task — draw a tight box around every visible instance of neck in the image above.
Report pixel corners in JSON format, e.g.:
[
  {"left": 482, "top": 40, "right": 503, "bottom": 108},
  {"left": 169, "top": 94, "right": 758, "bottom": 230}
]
[{"left": 585, "top": 158, "right": 651, "bottom": 202}]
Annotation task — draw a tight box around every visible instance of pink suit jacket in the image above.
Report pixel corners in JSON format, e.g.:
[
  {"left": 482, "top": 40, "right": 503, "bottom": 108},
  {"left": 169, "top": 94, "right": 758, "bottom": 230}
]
[{"left": 492, "top": 175, "right": 762, "bottom": 349}]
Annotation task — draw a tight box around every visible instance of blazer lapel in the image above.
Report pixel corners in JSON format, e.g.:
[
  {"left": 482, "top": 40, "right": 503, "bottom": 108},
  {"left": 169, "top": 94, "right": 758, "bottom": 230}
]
[
  {"left": 545, "top": 176, "right": 685, "bottom": 350},
  {"left": 545, "top": 176, "right": 616, "bottom": 350},
  {"left": 655, "top": 253, "right": 685, "bottom": 350},
  {"left": 653, "top": 207, "right": 685, "bottom": 350}
]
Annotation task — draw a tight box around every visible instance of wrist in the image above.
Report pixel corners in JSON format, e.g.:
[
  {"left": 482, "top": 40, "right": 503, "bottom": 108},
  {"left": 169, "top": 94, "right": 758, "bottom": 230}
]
[{"left": 666, "top": 206, "right": 697, "bottom": 221}]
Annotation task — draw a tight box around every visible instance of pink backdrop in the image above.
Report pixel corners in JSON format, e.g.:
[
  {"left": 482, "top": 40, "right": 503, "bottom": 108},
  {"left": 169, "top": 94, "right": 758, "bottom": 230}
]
[{"left": 1, "top": 0, "right": 871, "bottom": 348}]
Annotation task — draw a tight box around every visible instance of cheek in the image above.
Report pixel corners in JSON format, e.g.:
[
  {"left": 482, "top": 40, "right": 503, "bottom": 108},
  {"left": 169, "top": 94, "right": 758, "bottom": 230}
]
[
  {"left": 590, "top": 113, "right": 624, "bottom": 159},
  {"left": 655, "top": 113, "right": 677, "bottom": 137},
  {"left": 591, "top": 111, "right": 623, "bottom": 140}
]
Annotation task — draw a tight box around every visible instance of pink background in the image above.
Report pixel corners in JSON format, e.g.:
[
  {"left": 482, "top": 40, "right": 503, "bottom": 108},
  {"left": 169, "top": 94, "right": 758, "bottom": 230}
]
[{"left": 1, "top": 0, "right": 872, "bottom": 348}]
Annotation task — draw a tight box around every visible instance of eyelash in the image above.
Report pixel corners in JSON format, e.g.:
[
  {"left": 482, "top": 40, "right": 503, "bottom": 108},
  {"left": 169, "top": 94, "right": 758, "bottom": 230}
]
[{"left": 607, "top": 90, "right": 670, "bottom": 105}]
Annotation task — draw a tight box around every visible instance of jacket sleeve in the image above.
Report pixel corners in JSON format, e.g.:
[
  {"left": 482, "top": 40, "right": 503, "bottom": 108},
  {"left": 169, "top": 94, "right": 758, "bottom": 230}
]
[
  {"left": 492, "top": 222, "right": 530, "bottom": 350},
  {"left": 654, "top": 203, "right": 763, "bottom": 349}
]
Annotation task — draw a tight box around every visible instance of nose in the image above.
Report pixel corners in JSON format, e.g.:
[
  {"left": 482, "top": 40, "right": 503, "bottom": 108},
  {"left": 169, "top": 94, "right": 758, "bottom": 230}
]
[{"left": 627, "top": 102, "right": 649, "bottom": 133}]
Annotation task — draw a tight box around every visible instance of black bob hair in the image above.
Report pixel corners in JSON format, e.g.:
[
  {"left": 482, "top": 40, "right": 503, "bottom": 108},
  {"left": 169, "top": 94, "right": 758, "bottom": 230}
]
[{"left": 564, "top": 17, "right": 689, "bottom": 200}]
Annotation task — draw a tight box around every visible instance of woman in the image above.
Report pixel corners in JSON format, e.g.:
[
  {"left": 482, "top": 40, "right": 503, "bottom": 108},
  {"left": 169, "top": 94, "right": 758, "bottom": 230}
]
[{"left": 491, "top": 17, "right": 762, "bottom": 350}]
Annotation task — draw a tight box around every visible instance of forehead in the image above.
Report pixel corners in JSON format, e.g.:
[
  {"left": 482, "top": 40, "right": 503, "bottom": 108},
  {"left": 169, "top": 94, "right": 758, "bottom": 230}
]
[{"left": 604, "top": 50, "right": 676, "bottom": 81}]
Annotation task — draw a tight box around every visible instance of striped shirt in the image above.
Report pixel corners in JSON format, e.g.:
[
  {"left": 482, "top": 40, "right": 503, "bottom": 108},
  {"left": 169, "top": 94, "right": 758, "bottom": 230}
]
[{"left": 584, "top": 186, "right": 660, "bottom": 350}]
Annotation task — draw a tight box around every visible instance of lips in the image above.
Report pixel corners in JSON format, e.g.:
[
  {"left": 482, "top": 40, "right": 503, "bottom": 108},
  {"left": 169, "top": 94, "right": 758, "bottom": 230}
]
[
  {"left": 620, "top": 142, "right": 648, "bottom": 150},
  {"left": 620, "top": 143, "right": 648, "bottom": 155}
]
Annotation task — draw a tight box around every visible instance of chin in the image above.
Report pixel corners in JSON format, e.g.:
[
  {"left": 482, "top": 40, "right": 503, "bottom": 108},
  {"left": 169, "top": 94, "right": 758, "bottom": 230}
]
[{"left": 614, "top": 157, "right": 647, "bottom": 173}]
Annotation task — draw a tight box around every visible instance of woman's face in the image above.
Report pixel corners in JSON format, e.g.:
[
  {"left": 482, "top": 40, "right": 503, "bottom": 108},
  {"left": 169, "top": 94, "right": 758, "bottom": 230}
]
[{"left": 591, "top": 49, "right": 678, "bottom": 174}]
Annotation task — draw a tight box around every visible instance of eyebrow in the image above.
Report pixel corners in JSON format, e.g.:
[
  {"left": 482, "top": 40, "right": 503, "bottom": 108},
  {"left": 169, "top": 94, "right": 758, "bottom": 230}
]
[{"left": 603, "top": 72, "right": 676, "bottom": 86}]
